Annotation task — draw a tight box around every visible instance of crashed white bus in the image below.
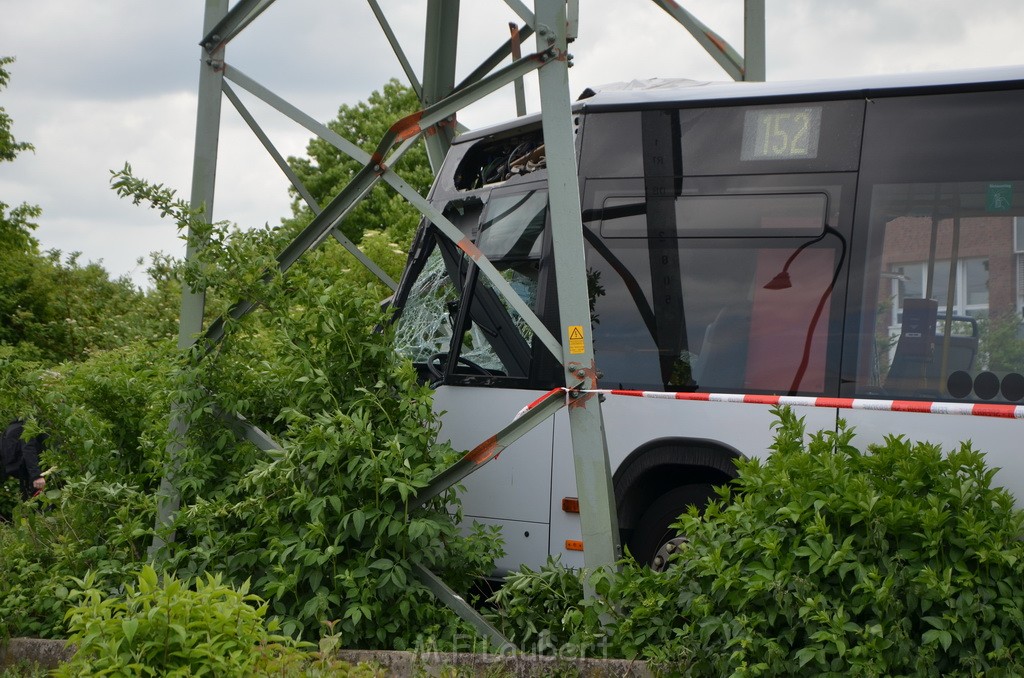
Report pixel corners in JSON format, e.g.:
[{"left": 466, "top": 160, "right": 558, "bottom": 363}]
[{"left": 390, "top": 67, "right": 1024, "bottom": 572}]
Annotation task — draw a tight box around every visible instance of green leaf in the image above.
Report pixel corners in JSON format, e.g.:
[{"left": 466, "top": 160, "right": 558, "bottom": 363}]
[
  {"left": 138, "top": 565, "right": 158, "bottom": 594},
  {"left": 795, "top": 647, "right": 818, "bottom": 668},
  {"left": 352, "top": 509, "right": 366, "bottom": 537},
  {"left": 121, "top": 619, "right": 139, "bottom": 644}
]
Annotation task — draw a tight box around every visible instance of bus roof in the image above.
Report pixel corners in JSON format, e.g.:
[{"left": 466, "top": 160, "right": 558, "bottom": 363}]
[
  {"left": 575, "top": 65, "right": 1024, "bottom": 110},
  {"left": 452, "top": 65, "right": 1024, "bottom": 143}
]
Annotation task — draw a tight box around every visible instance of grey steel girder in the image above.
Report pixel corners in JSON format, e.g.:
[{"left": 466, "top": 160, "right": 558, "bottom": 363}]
[
  {"left": 422, "top": 0, "right": 461, "bottom": 171},
  {"left": 535, "top": 0, "right": 621, "bottom": 580},
  {"left": 150, "top": 0, "right": 228, "bottom": 559},
  {"left": 744, "top": 0, "right": 766, "bottom": 81},
  {"left": 367, "top": 0, "right": 424, "bottom": 99},
  {"left": 197, "top": 49, "right": 559, "bottom": 356},
  {"left": 650, "top": 0, "right": 765, "bottom": 81},
  {"left": 200, "top": 0, "right": 277, "bottom": 53},
  {"left": 504, "top": 0, "right": 535, "bottom": 26}
]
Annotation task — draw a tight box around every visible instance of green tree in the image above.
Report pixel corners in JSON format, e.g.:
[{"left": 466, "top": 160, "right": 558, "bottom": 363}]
[
  {"left": 0, "top": 82, "right": 495, "bottom": 649},
  {"left": 285, "top": 78, "right": 434, "bottom": 250},
  {"left": 2, "top": 251, "right": 178, "bottom": 363},
  {"left": 0, "top": 56, "right": 50, "bottom": 357},
  {"left": 0, "top": 56, "right": 40, "bottom": 254},
  {"left": 0, "top": 247, "right": 179, "bottom": 364},
  {"left": 0, "top": 59, "right": 178, "bottom": 364}
]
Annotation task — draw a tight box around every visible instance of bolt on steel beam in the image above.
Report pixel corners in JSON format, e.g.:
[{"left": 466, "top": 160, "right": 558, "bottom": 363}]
[{"left": 201, "top": 0, "right": 277, "bottom": 53}]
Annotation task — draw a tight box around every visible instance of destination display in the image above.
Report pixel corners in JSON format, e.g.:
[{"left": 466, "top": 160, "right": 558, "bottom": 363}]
[{"left": 741, "top": 106, "right": 823, "bottom": 161}]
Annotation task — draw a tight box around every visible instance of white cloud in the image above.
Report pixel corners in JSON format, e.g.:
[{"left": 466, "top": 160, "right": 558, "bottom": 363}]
[{"left": 3, "top": 0, "right": 1024, "bottom": 288}]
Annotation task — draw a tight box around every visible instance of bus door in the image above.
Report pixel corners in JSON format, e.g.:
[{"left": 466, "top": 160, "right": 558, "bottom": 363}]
[{"left": 392, "top": 186, "right": 559, "bottom": 573}]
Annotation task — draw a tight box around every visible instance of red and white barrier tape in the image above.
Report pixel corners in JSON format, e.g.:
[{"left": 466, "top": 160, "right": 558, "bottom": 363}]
[{"left": 515, "top": 387, "right": 1024, "bottom": 421}]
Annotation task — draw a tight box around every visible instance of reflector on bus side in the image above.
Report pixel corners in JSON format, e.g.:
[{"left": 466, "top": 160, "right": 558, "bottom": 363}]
[
  {"left": 565, "top": 540, "right": 584, "bottom": 551},
  {"left": 561, "top": 497, "right": 580, "bottom": 513}
]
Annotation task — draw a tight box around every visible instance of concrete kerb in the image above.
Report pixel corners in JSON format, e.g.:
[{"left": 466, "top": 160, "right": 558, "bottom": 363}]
[
  {"left": 337, "top": 649, "right": 651, "bottom": 676},
  {"left": 1, "top": 639, "right": 652, "bottom": 676},
  {"left": 1, "top": 638, "right": 74, "bottom": 671}
]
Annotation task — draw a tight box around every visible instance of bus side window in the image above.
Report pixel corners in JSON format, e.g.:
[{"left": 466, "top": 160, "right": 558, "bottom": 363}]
[
  {"left": 448, "top": 190, "right": 548, "bottom": 381},
  {"left": 586, "top": 183, "right": 844, "bottom": 395},
  {"left": 743, "top": 246, "right": 836, "bottom": 393},
  {"left": 862, "top": 182, "right": 1024, "bottom": 401},
  {"left": 452, "top": 261, "right": 538, "bottom": 377}
]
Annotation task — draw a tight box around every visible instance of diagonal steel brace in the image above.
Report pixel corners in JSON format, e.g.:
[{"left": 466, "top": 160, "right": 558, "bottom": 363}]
[
  {"left": 414, "top": 387, "right": 567, "bottom": 508},
  {"left": 198, "top": 51, "right": 561, "bottom": 357}
]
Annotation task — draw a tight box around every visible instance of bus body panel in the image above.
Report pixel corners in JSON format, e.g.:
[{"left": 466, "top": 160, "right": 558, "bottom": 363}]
[
  {"left": 433, "top": 385, "right": 554, "bottom": 525},
  {"left": 842, "top": 410, "right": 1024, "bottom": 503},
  {"left": 461, "top": 516, "right": 552, "bottom": 576},
  {"left": 549, "top": 398, "right": 838, "bottom": 567},
  {"left": 433, "top": 386, "right": 555, "bottom": 575}
]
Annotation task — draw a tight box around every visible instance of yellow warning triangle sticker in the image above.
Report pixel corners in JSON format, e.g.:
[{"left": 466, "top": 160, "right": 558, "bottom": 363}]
[{"left": 568, "top": 325, "right": 585, "bottom": 354}]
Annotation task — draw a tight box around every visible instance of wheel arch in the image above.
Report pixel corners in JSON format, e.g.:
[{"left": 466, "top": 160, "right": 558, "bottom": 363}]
[{"left": 613, "top": 437, "right": 742, "bottom": 535}]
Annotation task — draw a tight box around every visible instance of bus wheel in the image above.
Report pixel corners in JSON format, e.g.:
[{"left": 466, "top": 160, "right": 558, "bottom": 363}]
[{"left": 628, "top": 483, "right": 715, "bottom": 570}]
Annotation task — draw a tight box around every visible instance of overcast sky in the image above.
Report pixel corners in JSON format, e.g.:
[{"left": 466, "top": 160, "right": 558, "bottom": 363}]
[{"left": 3, "top": 0, "right": 1024, "bottom": 288}]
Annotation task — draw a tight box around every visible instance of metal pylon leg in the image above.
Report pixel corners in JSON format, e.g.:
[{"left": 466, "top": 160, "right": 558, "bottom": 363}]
[
  {"left": 149, "top": 0, "right": 226, "bottom": 560},
  {"left": 534, "top": 0, "right": 621, "bottom": 590}
]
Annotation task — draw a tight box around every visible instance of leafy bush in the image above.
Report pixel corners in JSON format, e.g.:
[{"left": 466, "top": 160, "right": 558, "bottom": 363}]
[
  {"left": 487, "top": 558, "right": 593, "bottom": 655},
  {"left": 156, "top": 255, "right": 502, "bottom": 646},
  {"left": 979, "top": 312, "right": 1024, "bottom": 374},
  {"left": 0, "top": 341, "right": 170, "bottom": 638},
  {"left": 104, "top": 169, "right": 503, "bottom": 648},
  {"left": 2, "top": 170, "right": 500, "bottom": 649},
  {"left": 0, "top": 477, "right": 151, "bottom": 639},
  {"left": 490, "top": 407, "right": 1024, "bottom": 676},
  {"left": 55, "top": 565, "right": 303, "bottom": 677},
  {"left": 1, "top": 58, "right": 177, "bottom": 366}
]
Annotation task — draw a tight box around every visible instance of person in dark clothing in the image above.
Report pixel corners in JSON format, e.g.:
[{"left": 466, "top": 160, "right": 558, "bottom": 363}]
[{"left": 1, "top": 419, "right": 46, "bottom": 501}]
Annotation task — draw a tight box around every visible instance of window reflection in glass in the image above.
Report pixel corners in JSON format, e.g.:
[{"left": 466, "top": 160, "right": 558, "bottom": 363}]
[
  {"left": 862, "top": 182, "right": 1024, "bottom": 401},
  {"left": 585, "top": 185, "right": 844, "bottom": 395},
  {"left": 453, "top": 190, "right": 547, "bottom": 378}
]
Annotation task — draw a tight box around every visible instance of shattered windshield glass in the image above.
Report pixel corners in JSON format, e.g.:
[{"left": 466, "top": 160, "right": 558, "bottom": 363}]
[
  {"left": 394, "top": 190, "right": 548, "bottom": 378},
  {"left": 393, "top": 247, "right": 460, "bottom": 363}
]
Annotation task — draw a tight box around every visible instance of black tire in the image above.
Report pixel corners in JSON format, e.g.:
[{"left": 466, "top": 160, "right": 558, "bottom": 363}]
[{"left": 628, "top": 483, "right": 716, "bottom": 568}]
